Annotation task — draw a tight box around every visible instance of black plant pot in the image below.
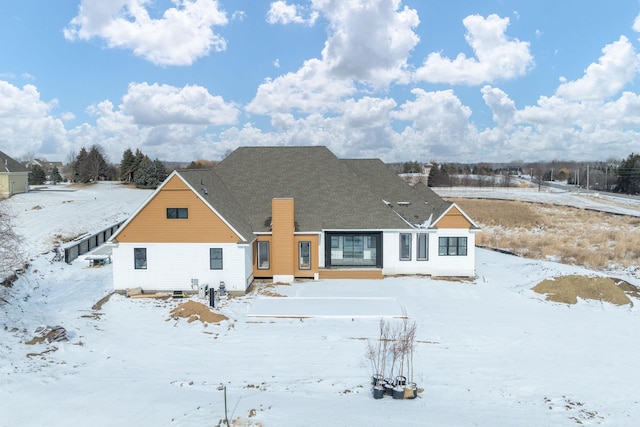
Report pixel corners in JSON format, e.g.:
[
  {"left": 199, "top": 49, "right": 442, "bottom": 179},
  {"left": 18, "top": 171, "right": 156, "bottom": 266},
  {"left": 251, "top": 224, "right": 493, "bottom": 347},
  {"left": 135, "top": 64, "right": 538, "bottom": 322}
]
[
  {"left": 392, "top": 386, "right": 404, "bottom": 400},
  {"left": 372, "top": 374, "right": 384, "bottom": 386},
  {"left": 395, "top": 375, "right": 407, "bottom": 386},
  {"left": 383, "top": 382, "right": 394, "bottom": 396},
  {"left": 372, "top": 385, "right": 385, "bottom": 399}
]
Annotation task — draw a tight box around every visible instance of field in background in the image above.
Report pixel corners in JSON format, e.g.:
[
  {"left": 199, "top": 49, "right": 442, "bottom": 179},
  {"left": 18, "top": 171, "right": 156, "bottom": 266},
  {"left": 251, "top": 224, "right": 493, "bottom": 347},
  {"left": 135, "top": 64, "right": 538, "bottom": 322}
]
[{"left": 449, "top": 198, "right": 640, "bottom": 272}]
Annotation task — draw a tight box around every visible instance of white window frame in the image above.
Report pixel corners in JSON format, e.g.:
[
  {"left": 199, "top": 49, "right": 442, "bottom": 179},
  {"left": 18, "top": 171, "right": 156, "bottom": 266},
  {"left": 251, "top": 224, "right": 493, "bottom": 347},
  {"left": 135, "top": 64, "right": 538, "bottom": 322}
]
[
  {"left": 257, "top": 241, "right": 270, "bottom": 270},
  {"left": 399, "top": 233, "right": 412, "bottom": 261},
  {"left": 417, "top": 233, "right": 428, "bottom": 261}
]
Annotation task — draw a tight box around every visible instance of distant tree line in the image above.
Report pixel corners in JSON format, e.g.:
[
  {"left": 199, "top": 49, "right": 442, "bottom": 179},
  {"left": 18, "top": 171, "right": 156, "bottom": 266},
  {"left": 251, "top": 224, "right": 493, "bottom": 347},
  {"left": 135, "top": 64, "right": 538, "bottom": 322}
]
[
  {"left": 394, "top": 153, "right": 640, "bottom": 194},
  {"left": 64, "top": 145, "right": 169, "bottom": 190}
]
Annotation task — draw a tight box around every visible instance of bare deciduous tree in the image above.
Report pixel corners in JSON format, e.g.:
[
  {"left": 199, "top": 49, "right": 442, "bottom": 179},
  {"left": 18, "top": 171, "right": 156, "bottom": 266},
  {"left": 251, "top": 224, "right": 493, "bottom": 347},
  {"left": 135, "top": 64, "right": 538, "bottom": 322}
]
[
  {"left": 0, "top": 201, "right": 24, "bottom": 284},
  {"left": 365, "top": 314, "right": 418, "bottom": 385}
]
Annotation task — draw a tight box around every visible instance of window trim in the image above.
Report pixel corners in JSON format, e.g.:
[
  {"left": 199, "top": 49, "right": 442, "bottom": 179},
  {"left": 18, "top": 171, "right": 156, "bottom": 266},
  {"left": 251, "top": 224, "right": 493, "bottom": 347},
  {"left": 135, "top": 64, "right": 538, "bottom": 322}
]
[
  {"left": 438, "top": 237, "right": 468, "bottom": 256},
  {"left": 299, "top": 241, "right": 311, "bottom": 270},
  {"left": 166, "top": 208, "right": 188, "bottom": 219},
  {"left": 257, "top": 241, "right": 270, "bottom": 270},
  {"left": 210, "top": 248, "right": 223, "bottom": 270},
  {"left": 417, "top": 233, "right": 428, "bottom": 261},
  {"left": 134, "top": 247, "right": 147, "bottom": 269},
  {"left": 399, "top": 233, "right": 412, "bottom": 261},
  {"left": 324, "top": 232, "right": 382, "bottom": 268}
]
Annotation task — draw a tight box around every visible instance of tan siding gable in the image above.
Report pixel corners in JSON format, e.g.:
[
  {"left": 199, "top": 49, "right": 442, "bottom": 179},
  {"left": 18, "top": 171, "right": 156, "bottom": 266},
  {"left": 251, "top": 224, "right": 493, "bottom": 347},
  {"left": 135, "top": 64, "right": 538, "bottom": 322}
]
[
  {"left": 434, "top": 206, "right": 473, "bottom": 229},
  {"left": 116, "top": 175, "right": 240, "bottom": 243}
]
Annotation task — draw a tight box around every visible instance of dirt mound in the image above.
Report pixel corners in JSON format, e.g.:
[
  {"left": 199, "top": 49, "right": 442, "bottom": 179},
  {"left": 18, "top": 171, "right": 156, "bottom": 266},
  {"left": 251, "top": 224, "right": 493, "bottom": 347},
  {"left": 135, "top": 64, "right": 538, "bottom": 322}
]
[
  {"left": 533, "top": 275, "right": 632, "bottom": 305},
  {"left": 169, "top": 300, "right": 228, "bottom": 324}
]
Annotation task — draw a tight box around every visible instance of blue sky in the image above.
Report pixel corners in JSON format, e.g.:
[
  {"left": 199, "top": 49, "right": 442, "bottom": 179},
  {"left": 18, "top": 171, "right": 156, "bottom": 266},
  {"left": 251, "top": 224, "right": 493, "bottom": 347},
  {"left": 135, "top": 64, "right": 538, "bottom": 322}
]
[{"left": 2, "top": 0, "right": 640, "bottom": 164}]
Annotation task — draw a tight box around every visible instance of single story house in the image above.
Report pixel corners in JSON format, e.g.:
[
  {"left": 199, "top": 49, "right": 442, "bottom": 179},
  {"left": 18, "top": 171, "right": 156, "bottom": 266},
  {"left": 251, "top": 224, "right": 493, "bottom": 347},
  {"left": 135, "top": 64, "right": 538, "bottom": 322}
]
[
  {"left": 109, "top": 146, "right": 479, "bottom": 294},
  {"left": 0, "top": 151, "right": 29, "bottom": 198}
]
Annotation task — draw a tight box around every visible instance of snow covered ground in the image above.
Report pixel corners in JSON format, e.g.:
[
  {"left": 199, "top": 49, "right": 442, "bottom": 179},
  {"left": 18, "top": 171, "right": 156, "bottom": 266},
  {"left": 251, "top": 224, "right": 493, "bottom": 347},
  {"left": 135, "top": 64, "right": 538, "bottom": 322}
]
[
  {"left": 434, "top": 185, "right": 640, "bottom": 217},
  {"left": 1, "top": 182, "right": 639, "bottom": 426}
]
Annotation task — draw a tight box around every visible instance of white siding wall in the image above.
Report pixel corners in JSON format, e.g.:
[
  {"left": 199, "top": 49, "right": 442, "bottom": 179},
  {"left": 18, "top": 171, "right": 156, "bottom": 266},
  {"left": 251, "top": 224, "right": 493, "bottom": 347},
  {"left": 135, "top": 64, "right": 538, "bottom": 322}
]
[
  {"left": 112, "top": 242, "right": 251, "bottom": 293},
  {"left": 430, "top": 228, "right": 476, "bottom": 277},
  {"left": 382, "top": 231, "right": 430, "bottom": 275},
  {"left": 381, "top": 229, "right": 476, "bottom": 277}
]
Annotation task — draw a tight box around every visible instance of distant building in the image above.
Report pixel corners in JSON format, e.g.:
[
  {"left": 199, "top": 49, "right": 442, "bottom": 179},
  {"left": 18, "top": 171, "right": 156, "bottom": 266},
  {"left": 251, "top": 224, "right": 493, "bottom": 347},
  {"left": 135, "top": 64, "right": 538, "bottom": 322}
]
[
  {"left": 24, "top": 159, "right": 65, "bottom": 181},
  {"left": 0, "top": 151, "right": 29, "bottom": 198},
  {"left": 398, "top": 163, "right": 433, "bottom": 186}
]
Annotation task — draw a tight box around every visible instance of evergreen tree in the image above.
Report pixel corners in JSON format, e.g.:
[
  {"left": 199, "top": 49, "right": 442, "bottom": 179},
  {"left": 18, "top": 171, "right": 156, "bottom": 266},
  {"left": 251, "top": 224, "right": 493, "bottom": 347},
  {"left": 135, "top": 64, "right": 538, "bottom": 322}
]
[
  {"left": 134, "top": 157, "right": 167, "bottom": 189},
  {"left": 73, "top": 145, "right": 110, "bottom": 183},
  {"left": 153, "top": 159, "right": 168, "bottom": 184},
  {"left": 427, "top": 162, "right": 450, "bottom": 187},
  {"left": 29, "top": 164, "right": 47, "bottom": 185},
  {"left": 403, "top": 161, "right": 421, "bottom": 173},
  {"left": 120, "top": 148, "right": 136, "bottom": 183},
  {"left": 86, "top": 145, "right": 109, "bottom": 182},
  {"left": 73, "top": 147, "right": 89, "bottom": 182},
  {"left": 50, "top": 166, "right": 63, "bottom": 184},
  {"left": 615, "top": 153, "right": 640, "bottom": 194}
]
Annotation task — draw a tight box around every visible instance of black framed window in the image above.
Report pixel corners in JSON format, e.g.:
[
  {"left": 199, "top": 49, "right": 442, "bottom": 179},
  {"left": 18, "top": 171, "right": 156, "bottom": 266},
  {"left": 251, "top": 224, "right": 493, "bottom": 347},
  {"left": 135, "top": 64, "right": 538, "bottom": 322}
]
[
  {"left": 400, "top": 233, "right": 412, "bottom": 260},
  {"left": 325, "top": 232, "right": 382, "bottom": 268},
  {"left": 210, "top": 248, "right": 223, "bottom": 270},
  {"left": 439, "top": 237, "right": 468, "bottom": 256},
  {"left": 166, "top": 208, "right": 188, "bottom": 219},
  {"left": 417, "top": 233, "right": 428, "bottom": 260},
  {"left": 134, "top": 248, "right": 147, "bottom": 269},
  {"left": 257, "top": 241, "right": 270, "bottom": 269},
  {"left": 299, "top": 241, "right": 311, "bottom": 270}
]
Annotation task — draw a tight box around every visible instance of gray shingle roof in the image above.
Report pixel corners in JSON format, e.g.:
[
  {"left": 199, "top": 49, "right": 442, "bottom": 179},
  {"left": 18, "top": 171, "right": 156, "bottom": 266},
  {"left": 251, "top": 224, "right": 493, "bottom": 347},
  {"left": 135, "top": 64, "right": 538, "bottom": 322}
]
[
  {"left": 178, "top": 146, "right": 457, "bottom": 236},
  {"left": 0, "top": 151, "right": 28, "bottom": 173},
  {"left": 177, "top": 169, "right": 255, "bottom": 243},
  {"left": 340, "top": 158, "right": 452, "bottom": 227}
]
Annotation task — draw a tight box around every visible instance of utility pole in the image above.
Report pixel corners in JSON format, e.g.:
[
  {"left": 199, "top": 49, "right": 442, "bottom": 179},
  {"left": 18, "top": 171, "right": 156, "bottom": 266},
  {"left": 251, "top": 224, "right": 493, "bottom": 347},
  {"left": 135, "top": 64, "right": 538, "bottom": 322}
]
[{"left": 586, "top": 164, "right": 590, "bottom": 190}]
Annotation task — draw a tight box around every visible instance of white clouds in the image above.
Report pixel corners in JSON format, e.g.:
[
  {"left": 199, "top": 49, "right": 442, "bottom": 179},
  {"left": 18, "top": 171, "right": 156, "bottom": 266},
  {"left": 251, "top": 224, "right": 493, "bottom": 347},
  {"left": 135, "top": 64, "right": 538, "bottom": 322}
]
[
  {"left": 246, "top": 59, "right": 355, "bottom": 115},
  {"left": 267, "top": 1, "right": 319, "bottom": 26},
  {"left": 71, "top": 83, "right": 239, "bottom": 162},
  {"left": 121, "top": 82, "right": 239, "bottom": 126},
  {"left": 64, "top": 0, "right": 228, "bottom": 66},
  {"left": 556, "top": 36, "right": 640, "bottom": 101},
  {"left": 416, "top": 14, "right": 533, "bottom": 85},
  {"left": 481, "top": 85, "right": 516, "bottom": 127},
  {"left": 392, "top": 88, "right": 472, "bottom": 134},
  {"left": 248, "top": 0, "right": 418, "bottom": 118},
  {"left": 0, "top": 82, "right": 67, "bottom": 158},
  {"left": 317, "top": 0, "right": 420, "bottom": 86},
  {"left": 633, "top": 13, "right": 640, "bottom": 33}
]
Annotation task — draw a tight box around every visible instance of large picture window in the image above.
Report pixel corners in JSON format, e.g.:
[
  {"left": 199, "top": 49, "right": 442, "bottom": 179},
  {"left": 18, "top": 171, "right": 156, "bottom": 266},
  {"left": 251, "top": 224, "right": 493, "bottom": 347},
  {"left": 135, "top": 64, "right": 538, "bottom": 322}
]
[
  {"left": 257, "top": 241, "right": 270, "bottom": 270},
  {"left": 325, "top": 232, "right": 382, "bottom": 268},
  {"left": 299, "top": 241, "right": 311, "bottom": 270},
  {"left": 417, "top": 233, "right": 428, "bottom": 261},
  {"left": 166, "top": 208, "right": 188, "bottom": 219},
  {"left": 439, "top": 237, "right": 467, "bottom": 256},
  {"left": 210, "top": 248, "right": 223, "bottom": 270},
  {"left": 134, "top": 248, "right": 147, "bottom": 269},
  {"left": 399, "top": 233, "right": 412, "bottom": 260}
]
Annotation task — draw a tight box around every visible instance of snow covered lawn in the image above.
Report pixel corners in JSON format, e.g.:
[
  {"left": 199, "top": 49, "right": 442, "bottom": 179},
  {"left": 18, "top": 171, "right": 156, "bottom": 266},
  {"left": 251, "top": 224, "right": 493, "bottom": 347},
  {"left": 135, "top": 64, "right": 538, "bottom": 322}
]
[{"left": 1, "top": 182, "right": 639, "bottom": 426}]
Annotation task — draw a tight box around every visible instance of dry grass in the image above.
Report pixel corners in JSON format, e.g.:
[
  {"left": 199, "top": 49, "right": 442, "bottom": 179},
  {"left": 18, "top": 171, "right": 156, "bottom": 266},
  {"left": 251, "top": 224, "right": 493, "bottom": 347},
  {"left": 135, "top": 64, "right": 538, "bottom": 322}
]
[
  {"left": 532, "top": 275, "right": 632, "bottom": 305},
  {"left": 450, "top": 198, "right": 640, "bottom": 271}
]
